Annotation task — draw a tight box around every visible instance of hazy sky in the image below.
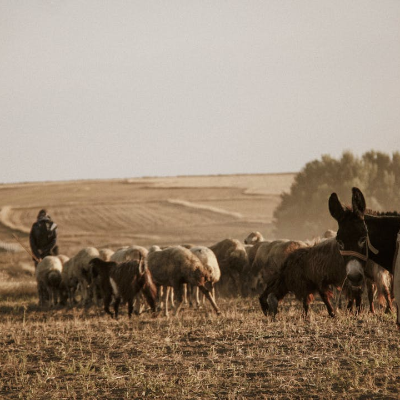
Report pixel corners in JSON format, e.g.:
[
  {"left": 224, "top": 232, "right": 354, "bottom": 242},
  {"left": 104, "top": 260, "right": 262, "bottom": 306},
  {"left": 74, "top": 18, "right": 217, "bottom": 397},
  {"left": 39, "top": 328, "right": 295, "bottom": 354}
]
[{"left": 1, "top": 1, "right": 399, "bottom": 184}]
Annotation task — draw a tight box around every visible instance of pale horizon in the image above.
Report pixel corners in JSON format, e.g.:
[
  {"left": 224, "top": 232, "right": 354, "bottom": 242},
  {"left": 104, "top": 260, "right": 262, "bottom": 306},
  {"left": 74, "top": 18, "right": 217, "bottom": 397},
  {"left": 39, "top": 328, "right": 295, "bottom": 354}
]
[{"left": 1, "top": 1, "right": 399, "bottom": 184}]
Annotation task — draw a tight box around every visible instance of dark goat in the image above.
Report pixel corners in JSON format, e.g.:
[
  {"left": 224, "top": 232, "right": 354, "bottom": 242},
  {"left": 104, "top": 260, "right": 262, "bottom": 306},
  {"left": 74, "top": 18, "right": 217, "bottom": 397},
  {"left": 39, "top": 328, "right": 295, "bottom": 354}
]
[
  {"left": 89, "top": 256, "right": 157, "bottom": 319},
  {"left": 209, "top": 238, "right": 248, "bottom": 297},
  {"left": 259, "top": 238, "right": 364, "bottom": 318}
]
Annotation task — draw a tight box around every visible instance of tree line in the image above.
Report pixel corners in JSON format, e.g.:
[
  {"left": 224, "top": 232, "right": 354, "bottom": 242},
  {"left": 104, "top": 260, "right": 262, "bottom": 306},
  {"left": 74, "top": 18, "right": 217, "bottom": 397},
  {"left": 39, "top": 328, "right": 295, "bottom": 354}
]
[{"left": 273, "top": 151, "right": 400, "bottom": 240}]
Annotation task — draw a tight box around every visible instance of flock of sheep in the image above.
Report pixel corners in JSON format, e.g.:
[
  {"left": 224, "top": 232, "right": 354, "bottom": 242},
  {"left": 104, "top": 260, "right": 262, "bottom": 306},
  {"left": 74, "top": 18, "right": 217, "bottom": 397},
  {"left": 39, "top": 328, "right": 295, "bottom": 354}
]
[{"left": 34, "top": 231, "right": 394, "bottom": 319}]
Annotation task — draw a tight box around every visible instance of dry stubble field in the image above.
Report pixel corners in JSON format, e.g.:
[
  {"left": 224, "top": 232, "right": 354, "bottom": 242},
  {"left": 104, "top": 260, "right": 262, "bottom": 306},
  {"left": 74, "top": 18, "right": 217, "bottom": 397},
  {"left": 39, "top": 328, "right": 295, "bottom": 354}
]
[{"left": 0, "top": 174, "right": 399, "bottom": 399}]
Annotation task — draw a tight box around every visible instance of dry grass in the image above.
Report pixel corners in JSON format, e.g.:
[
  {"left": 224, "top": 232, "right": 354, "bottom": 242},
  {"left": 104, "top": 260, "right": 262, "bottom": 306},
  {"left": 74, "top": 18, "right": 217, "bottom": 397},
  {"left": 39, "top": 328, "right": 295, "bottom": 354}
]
[{"left": 0, "top": 296, "right": 399, "bottom": 399}]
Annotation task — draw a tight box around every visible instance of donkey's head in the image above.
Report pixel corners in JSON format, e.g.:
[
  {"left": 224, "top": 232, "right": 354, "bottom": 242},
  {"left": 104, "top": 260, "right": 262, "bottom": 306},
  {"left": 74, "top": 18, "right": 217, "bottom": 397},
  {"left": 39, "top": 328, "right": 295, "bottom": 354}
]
[{"left": 329, "top": 187, "right": 368, "bottom": 287}]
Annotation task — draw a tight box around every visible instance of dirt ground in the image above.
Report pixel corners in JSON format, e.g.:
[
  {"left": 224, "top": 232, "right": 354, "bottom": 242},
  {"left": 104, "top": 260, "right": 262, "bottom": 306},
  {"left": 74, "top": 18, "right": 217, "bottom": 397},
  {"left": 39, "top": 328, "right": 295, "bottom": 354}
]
[{"left": 0, "top": 296, "right": 399, "bottom": 399}]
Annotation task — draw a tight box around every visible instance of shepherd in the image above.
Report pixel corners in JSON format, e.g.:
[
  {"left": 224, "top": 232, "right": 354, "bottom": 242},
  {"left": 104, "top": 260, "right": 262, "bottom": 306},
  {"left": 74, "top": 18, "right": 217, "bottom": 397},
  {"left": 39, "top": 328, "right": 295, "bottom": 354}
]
[{"left": 29, "top": 209, "right": 59, "bottom": 267}]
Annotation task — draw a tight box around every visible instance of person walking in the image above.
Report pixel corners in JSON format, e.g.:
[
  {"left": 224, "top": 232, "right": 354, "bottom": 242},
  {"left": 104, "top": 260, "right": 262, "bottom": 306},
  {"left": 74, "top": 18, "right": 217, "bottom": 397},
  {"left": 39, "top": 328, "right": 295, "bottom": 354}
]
[{"left": 29, "top": 209, "right": 58, "bottom": 267}]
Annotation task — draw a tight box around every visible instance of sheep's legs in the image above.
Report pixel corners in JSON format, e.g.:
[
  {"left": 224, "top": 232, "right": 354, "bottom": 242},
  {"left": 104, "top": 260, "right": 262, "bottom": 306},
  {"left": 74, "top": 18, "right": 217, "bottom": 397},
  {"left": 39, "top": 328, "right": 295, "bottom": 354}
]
[
  {"left": 103, "top": 293, "right": 114, "bottom": 318},
  {"left": 113, "top": 297, "right": 121, "bottom": 319},
  {"left": 199, "top": 285, "right": 221, "bottom": 315},
  {"left": 302, "top": 296, "right": 311, "bottom": 317},
  {"left": 205, "top": 282, "right": 216, "bottom": 306},
  {"left": 211, "top": 285, "right": 216, "bottom": 305},
  {"left": 188, "top": 285, "right": 200, "bottom": 309},
  {"left": 183, "top": 283, "right": 188, "bottom": 305},
  {"left": 68, "top": 287, "right": 74, "bottom": 307},
  {"left": 195, "top": 286, "right": 200, "bottom": 307},
  {"left": 173, "top": 285, "right": 184, "bottom": 316},
  {"left": 354, "top": 291, "right": 362, "bottom": 314},
  {"left": 127, "top": 299, "right": 134, "bottom": 318},
  {"left": 38, "top": 282, "right": 48, "bottom": 307},
  {"left": 382, "top": 284, "right": 393, "bottom": 314},
  {"left": 163, "top": 286, "right": 170, "bottom": 317}
]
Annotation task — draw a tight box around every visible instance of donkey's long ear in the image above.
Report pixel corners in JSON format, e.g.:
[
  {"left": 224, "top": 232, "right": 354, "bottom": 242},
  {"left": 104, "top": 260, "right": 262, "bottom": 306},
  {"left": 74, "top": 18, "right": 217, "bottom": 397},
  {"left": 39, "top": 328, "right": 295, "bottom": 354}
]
[
  {"left": 352, "top": 187, "right": 366, "bottom": 218},
  {"left": 329, "top": 193, "right": 345, "bottom": 222}
]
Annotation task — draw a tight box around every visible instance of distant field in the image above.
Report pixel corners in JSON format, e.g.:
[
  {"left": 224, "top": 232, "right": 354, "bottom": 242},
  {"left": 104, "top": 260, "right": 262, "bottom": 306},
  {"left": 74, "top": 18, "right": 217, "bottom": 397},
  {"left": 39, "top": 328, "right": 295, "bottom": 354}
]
[
  {"left": 0, "top": 173, "right": 295, "bottom": 255},
  {"left": 1, "top": 173, "right": 400, "bottom": 399}
]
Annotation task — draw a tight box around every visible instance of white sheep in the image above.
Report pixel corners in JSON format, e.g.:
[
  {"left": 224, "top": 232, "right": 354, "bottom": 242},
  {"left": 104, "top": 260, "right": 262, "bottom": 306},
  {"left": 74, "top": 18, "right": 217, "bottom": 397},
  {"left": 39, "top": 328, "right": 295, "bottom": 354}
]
[
  {"left": 189, "top": 246, "right": 221, "bottom": 307},
  {"left": 110, "top": 245, "right": 148, "bottom": 262},
  {"left": 146, "top": 245, "right": 221, "bottom": 317},
  {"left": 36, "top": 255, "right": 67, "bottom": 306},
  {"left": 365, "top": 260, "right": 394, "bottom": 314},
  {"left": 98, "top": 248, "right": 114, "bottom": 261}
]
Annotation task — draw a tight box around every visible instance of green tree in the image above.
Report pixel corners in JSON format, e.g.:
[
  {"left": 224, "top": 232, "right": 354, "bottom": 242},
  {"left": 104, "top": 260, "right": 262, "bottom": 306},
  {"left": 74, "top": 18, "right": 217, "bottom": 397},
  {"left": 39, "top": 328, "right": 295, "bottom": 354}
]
[{"left": 273, "top": 150, "right": 400, "bottom": 240}]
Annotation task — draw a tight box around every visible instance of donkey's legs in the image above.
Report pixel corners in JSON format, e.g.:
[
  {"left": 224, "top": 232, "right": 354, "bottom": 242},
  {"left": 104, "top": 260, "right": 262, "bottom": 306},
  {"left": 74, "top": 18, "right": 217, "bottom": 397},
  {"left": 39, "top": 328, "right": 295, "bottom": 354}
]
[
  {"left": 318, "top": 290, "right": 335, "bottom": 317},
  {"left": 302, "top": 294, "right": 313, "bottom": 317},
  {"left": 366, "top": 279, "right": 376, "bottom": 314}
]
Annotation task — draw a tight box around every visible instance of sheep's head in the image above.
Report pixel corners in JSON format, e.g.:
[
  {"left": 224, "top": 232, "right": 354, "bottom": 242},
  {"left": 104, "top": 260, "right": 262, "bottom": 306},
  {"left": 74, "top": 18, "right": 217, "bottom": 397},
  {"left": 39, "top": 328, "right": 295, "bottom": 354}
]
[
  {"left": 259, "top": 290, "right": 279, "bottom": 317},
  {"left": 148, "top": 245, "right": 161, "bottom": 253},
  {"left": 88, "top": 258, "right": 102, "bottom": 277},
  {"left": 245, "top": 268, "right": 264, "bottom": 296},
  {"left": 244, "top": 231, "right": 264, "bottom": 245},
  {"left": 81, "top": 266, "right": 92, "bottom": 284},
  {"left": 88, "top": 257, "right": 115, "bottom": 280}
]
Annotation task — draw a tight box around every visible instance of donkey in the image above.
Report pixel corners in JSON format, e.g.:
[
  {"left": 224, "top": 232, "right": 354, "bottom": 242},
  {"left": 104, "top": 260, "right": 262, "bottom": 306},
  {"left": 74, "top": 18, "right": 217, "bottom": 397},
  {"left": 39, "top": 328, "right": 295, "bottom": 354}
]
[{"left": 329, "top": 187, "right": 400, "bottom": 328}]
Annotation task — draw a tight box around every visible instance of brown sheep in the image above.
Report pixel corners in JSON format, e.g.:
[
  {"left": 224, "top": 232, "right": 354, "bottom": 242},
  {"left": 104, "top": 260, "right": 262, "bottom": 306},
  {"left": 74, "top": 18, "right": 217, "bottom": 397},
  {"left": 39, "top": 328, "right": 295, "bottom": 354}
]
[
  {"left": 61, "top": 247, "right": 100, "bottom": 305},
  {"left": 244, "top": 241, "right": 269, "bottom": 269},
  {"left": 89, "top": 256, "right": 157, "bottom": 319},
  {"left": 209, "top": 239, "right": 248, "bottom": 297},
  {"left": 247, "top": 240, "right": 306, "bottom": 295},
  {"left": 146, "top": 246, "right": 221, "bottom": 317}
]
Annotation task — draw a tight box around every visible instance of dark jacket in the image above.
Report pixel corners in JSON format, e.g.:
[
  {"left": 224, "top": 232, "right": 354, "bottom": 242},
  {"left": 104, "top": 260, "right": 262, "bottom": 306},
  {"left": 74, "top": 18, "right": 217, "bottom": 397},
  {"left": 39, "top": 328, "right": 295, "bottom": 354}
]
[{"left": 29, "top": 216, "right": 58, "bottom": 260}]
